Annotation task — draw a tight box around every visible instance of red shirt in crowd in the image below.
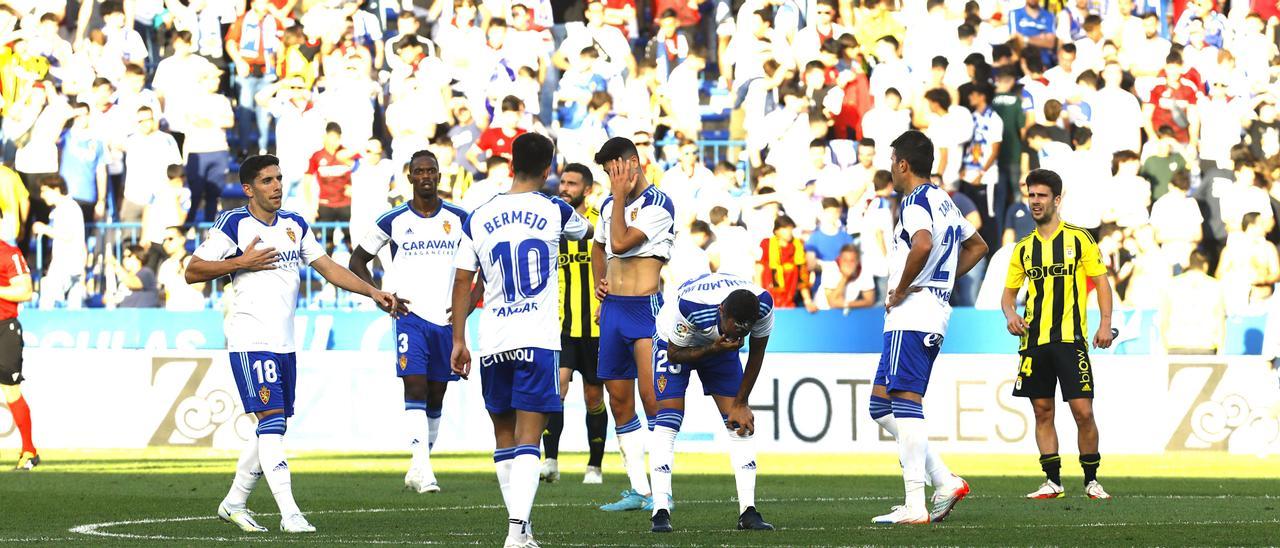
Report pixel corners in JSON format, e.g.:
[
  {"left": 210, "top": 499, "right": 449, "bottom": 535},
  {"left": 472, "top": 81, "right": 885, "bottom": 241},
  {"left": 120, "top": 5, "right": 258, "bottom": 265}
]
[
  {"left": 476, "top": 127, "right": 528, "bottom": 160},
  {"left": 651, "top": 0, "right": 701, "bottom": 27},
  {"left": 1148, "top": 83, "right": 1199, "bottom": 143},
  {"left": 0, "top": 241, "right": 30, "bottom": 320},
  {"left": 306, "top": 147, "right": 358, "bottom": 208}
]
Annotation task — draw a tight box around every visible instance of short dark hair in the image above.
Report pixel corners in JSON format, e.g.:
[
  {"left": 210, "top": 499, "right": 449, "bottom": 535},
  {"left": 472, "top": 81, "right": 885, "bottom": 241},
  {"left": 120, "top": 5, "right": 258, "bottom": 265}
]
[
  {"left": 709, "top": 206, "right": 729, "bottom": 224},
  {"left": 1243, "top": 211, "right": 1262, "bottom": 231},
  {"left": 511, "top": 132, "right": 555, "bottom": 179},
  {"left": 562, "top": 162, "right": 593, "bottom": 185},
  {"left": 1026, "top": 125, "right": 1051, "bottom": 142},
  {"left": 1170, "top": 169, "right": 1191, "bottom": 191},
  {"left": 774, "top": 215, "right": 796, "bottom": 230},
  {"left": 1111, "top": 150, "right": 1140, "bottom": 175},
  {"left": 820, "top": 197, "right": 841, "bottom": 210},
  {"left": 858, "top": 138, "right": 876, "bottom": 148},
  {"left": 1072, "top": 126, "right": 1093, "bottom": 147},
  {"left": 931, "top": 55, "right": 948, "bottom": 69},
  {"left": 501, "top": 95, "right": 523, "bottom": 112},
  {"left": 889, "top": 130, "right": 934, "bottom": 178},
  {"left": 924, "top": 88, "right": 950, "bottom": 109},
  {"left": 410, "top": 149, "right": 439, "bottom": 165},
  {"left": 101, "top": 0, "right": 124, "bottom": 16},
  {"left": 1188, "top": 250, "right": 1208, "bottom": 272},
  {"left": 689, "top": 220, "right": 712, "bottom": 236},
  {"left": 38, "top": 174, "right": 67, "bottom": 195},
  {"left": 593, "top": 136, "right": 639, "bottom": 165},
  {"left": 723, "top": 289, "right": 762, "bottom": 325},
  {"left": 1025, "top": 168, "right": 1063, "bottom": 197},
  {"left": 872, "top": 170, "right": 892, "bottom": 190},
  {"left": 240, "top": 154, "right": 281, "bottom": 186},
  {"left": 325, "top": 122, "right": 342, "bottom": 135},
  {"left": 166, "top": 164, "right": 185, "bottom": 180}
]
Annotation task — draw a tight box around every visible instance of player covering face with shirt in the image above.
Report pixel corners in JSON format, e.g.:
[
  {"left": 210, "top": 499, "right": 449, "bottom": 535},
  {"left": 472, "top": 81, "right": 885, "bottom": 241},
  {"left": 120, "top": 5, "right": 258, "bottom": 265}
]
[
  {"left": 871, "top": 131, "right": 987, "bottom": 525},
  {"left": 187, "top": 155, "right": 405, "bottom": 534}
]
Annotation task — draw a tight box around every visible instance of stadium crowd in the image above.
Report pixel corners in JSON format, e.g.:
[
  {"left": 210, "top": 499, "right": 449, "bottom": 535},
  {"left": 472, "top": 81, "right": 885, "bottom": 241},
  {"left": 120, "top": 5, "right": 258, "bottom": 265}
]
[{"left": 0, "top": 0, "right": 1278, "bottom": 343}]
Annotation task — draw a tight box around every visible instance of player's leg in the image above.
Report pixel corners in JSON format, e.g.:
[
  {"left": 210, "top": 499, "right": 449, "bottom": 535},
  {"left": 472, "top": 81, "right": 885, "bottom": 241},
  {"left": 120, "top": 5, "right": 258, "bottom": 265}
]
[
  {"left": 1061, "top": 343, "right": 1105, "bottom": 498},
  {"left": 598, "top": 301, "right": 651, "bottom": 508},
  {"left": 582, "top": 378, "right": 608, "bottom": 483},
  {"left": 506, "top": 348, "right": 563, "bottom": 545},
  {"left": 540, "top": 337, "right": 576, "bottom": 483},
  {"left": 698, "top": 345, "right": 774, "bottom": 532},
  {"left": 218, "top": 352, "right": 271, "bottom": 532},
  {"left": 401, "top": 374, "right": 431, "bottom": 490},
  {"left": 418, "top": 320, "right": 460, "bottom": 491},
  {"left": 481, "top": 354, "right": 519, "bottom": 537},
  {"left": 648, "top": 338, "right": 691, "bottom": 531},
  {"left": 248, "top": 353, "right": 312, "bottom": 532},
  {"left": 633, "top": 335, "right": 659, "bottom": 428},
  {"left": 0, "top": 319, "right": 36, "bottom": 470},
  {"left": 1017, "top": 345, "right": 1066, "bottom": 498}
]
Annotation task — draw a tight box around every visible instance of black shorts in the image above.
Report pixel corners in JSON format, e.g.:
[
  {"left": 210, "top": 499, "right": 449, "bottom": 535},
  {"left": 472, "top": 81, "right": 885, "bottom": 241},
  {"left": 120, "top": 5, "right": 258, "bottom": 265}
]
[
  {"left": 1013, "top": 342, "right": 1094, "bottom": 401},
  {"left": 560, "top": 335, "right": 601, "bottom": 386},
  {"left": 0, "top": 319, "right": 24, "bottom": 386}
]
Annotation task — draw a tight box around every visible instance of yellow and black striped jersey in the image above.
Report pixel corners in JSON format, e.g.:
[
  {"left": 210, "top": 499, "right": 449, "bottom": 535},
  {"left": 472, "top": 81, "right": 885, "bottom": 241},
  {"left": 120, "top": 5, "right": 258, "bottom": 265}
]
[
  {"left": 558, "top": 206, "right": 600, "bottom": 338},
  {"left": 1005, "top": 222, "right": 1107, "bottom": 350}
]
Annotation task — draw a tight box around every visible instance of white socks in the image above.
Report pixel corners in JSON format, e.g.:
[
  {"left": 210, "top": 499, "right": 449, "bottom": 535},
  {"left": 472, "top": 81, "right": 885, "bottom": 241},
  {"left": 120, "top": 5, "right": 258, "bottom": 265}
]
[
  {"left": 257, "top": 432, "right": 301, "bottom": 516},
  {"left": 891, "top": 398, "right": 928, "bottom": 511},
  {"left": 426, "top": 408, "right": 442, "bottom": 450},
  {"left": 649, "top": 426, "right": 678, "bottom": 514},
  {"left": 494, "top": 448, "right": 515, "bottom": 511},
  {"left": 506, "top": 445, "right": 542, "bottom": 539},
  {"left": 223, "top": 435, "right": 262, "bottom": 508},
  {"left": 873, "top": 401, "right": 955, "bottom": 488},
  {"left": 404, "top": 407, "right": 435, "bottom": 483},
  {"left": 727, "top": 430, "right": 757, "bottom": 515},
  {"left": 617, "top": 417, "right": 651, "bottom": 496}
]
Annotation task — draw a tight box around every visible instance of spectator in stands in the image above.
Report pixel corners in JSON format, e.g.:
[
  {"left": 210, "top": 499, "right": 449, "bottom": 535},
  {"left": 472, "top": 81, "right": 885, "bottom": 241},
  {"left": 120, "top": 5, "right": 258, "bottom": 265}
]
[
  {"left": 554, "top": 0, "right": 632, "bottom": 84},
  {"left": 1060, "top": 128, "right": 1109, "bottom": 234},
  {"left": 1104, "top": 150, "right": 1152, "bottom": 228},
  {"left": 757, "top": 215, "right": 817, "bottom": 312},
  {"left": 960, "top": 80, "right": 1003, "bottom": 241},
  {"left": 151, "top": 31, "right": 215, "bottom": 147},
  {"left": 349, "top": 139, "right": 397, "bottom": 249},
  {"left": 99, "top": 0, "right": 148, "bottom": 68},
  {"left": 1003, "top": 178, "right": 1035, "bottom": 247},
  {"left": 32, "top": 176, "right": 86, "bottom": 309},
  {"left": 1143, "top": 52, "right": 1199, "bottom": 147},
  {"left": 182, "top": 66, "right": 233, "bottom": 226},
  {"left": 59, "top": 102, "right": 108, "bottom": 223},
  {"left": 1245, "top": 99, "right": 1280, "bottom": 164},
  {"left": 556, "top": 47, "right": 609, "bottom": 132},
  {"left": 1141, "top": 126, "right": 1189, "bottom": 201},
  {"left": 861, "top": 88, "right": 910, "bottom": 169},
  {"left": 793, "top": 0, "right": 846, "bottom": 67},
  {"left": 647, "top": 9, "right": 690, "bottom": 81},
  {"left": 660, "top": 139, "right": 715, "bottom": 225},
  {"left": 665, "top": 220, "right": 713, "bottom": 303},
  {"left": 706, "top": 205, "right": 755, "bottom": 279},
  {"left": 157, "top": 227, "right": 205, "bottom": 311},
  {"left": 805, "top": 197, "right": 853, "bottom": 281},
  {"left": 470, "top": 96, "right": 527, "bottom": 173},
  {"left": 144, "top": 166, "right": 191, "bottom": 246},
  {"left": 659, "top": 45, "right": 707, "bottom": 141},
  {"left": 1149, "top": 170, "right": 1202, "bottom": 269},
  {"left": 922, "top": 88, "right": 974, "bottom": 186},
  {"left": 121, "top": 106, "right": 181, "bottom": 222},
  {"left": 1092, "top": 62, "right": 1144, "bottom": 157},
  {"left": 305, "top": 122, "right": 358, "bottom": 223},
  {"left": 106, "top": 244, "right": 160, "bottom": 308},
  {"left": 1217, "top": 213, "right": 1280, "bottom": 313},
  {"left": 225, "top": 0, "right": 283, "bottom": 157},
  {"left": 462, "top": 157, "right": 514, "bottom": 211},
  {"left": 816, "top": 243, "right": 875, "bottom": 311},
  {"left": 1159, "top": 251, "right": 1225, "bottom": 354},
  {"left": 431, "top": 136, "right": 473, "bottom": 202}
]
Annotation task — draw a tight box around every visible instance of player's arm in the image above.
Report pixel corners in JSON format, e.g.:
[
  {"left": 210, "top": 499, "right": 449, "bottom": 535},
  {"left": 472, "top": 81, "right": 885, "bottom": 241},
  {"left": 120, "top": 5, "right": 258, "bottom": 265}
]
[
  {"left": 1002, "top": 244, "right": 1029, "bottom": 336},
  {"left": 886, "top": 229, "right": 932, "bottom": 310},
  {"left": 604, "top": 161, "right": 650, "bottom": 254},
  {"left": 348, "top": 226, "right": 390, "bottom": 288},
  {"left": 347, "top": 246, "right": 378, "bottom": 287},
  {"left": 725, "top": 334, "right": 769, "bottom": 436},
  {"left": 666, "top": 336, "right": 744, "bottom": 364},
  {"left": 591, "top": 230, "right": 608, "bottom": 300},
  {"left": 955, "top": 232, "right": 988, "bottom": 279},
  {"left": 449, "top": 268, "right": 475, "bottom": 379},
  {"left": 310, "top": 256, "right": 403, "bottom": 314},
  {"left": 185, "top": 235, "right": 279, "bottom": 284},
  {"left": 1081, "top": 234, "right": 1113, "bottom": 349},
  {"left": 0, "top": 274, "right": 33, "bottom": 303}
]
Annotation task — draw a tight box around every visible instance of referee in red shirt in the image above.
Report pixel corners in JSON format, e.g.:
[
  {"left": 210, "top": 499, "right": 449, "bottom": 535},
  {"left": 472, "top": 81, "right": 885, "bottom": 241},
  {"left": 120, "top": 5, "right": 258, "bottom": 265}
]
[{"left": 0, "top": 235, "right": 37, "bottom": 470}]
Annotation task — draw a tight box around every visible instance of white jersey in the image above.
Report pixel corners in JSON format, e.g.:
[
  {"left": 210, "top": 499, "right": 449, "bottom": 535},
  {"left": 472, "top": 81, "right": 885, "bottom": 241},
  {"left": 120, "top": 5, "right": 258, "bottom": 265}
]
[
  {"left": 656, "top": 272, "right": 775, "bottom": 347},
  {"left": 455, "top": 192, "right": 591, "bottom": 355},
  {"left": 593, "top": 184, "right": 676, "bottom": 260},
  {"left": 194, "top": 207, "right": 325, "bottom": 352},
  {"left": 358, "top": 200, "right": 469, "bottom": 326},
  {"left": 885, "top": 184, "right": 977, "bottom": 334}
]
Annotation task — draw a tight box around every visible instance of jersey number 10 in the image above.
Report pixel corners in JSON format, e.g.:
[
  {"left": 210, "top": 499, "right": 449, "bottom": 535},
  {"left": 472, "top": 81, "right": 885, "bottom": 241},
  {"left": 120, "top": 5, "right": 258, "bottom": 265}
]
[{"left": 490, "top": 239, "right": 551, "bottom": 302}]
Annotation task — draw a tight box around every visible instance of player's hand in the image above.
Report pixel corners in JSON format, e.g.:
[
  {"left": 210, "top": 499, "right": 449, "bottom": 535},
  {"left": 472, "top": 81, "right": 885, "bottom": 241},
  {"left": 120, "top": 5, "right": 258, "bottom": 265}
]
[
  {"left": 605, "top": 158, "right": 635, "bottom": 196},
  {"left": 595, "top": 278, "right": 609, "bottom": 301},
  {"left": 1006, "top": 312, "right": 1028, "bottom": 336},
  {"left": 451, "top": 342, "right": 471, "bottom": 379},
  {"left": 710, "top": 335, "right": 744, "bottom": 354},
  {"left": 236, "top": 236, "right": 279, "bottom": 271},
  {"left": 804, "top": 299, "right": 819, "bottom": 314},
  {"left": 373, "top": 291, "right": 409, "bottom": 318},
  {"left": 725, "top": 403, "right": 755, "bottom": 436},
  {"left": 884, "top": 286, "right": 920, "bottom": 312},
  {"left": 1094, "top": 322, "right": 1115, "bottom": 350}
]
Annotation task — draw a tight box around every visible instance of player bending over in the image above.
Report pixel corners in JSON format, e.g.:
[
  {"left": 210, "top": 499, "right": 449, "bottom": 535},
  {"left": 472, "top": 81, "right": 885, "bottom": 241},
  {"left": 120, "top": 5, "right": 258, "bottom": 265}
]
[
  {"left": 187, "top": 155, "right": 404, "bottom": 533},
  {"left": 541, "top": 163, "right": 609, "bottom": 485},
  {"left": 0, "top": 233, "right": 36, "bottom": 470},
  {"left": 871, "top": 131, "right": 987, "bottom": 525},
  {"left": 350, "top": 150, "right": 473, "bottom": 493},
  {"left": 591, "top": 137, "right": 676, "bottom": 512},
  {"left": 647, "top": 273, "right": 775, "bottom": 534},
  {"left": 1002, "top": 168, "right": 1114, "bottom": 500},
  {"left": 450, "top": 133, "right": 593, "bottom": 548}
]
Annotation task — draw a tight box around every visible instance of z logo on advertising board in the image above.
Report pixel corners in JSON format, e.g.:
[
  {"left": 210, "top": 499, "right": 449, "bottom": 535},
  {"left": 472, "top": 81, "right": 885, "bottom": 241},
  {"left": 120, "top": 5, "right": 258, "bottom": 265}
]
[{"left": 149, "top": 357, "right": 253, "bottom": 447}]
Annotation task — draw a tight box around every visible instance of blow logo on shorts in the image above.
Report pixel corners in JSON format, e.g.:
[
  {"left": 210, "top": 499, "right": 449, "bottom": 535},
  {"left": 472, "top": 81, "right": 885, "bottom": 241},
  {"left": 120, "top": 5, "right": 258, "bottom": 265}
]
[
  {"left": 480, "top": 348, "right": 535, "bottom": 367},
  {"left": 1077, "top": 348, "right": 1092, "bottom": 392}
]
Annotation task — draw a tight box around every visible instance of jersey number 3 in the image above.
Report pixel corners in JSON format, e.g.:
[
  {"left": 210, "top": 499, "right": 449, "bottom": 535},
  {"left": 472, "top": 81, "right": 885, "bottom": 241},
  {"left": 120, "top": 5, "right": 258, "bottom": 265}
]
[{"left": 490, "top": 239, "right": 550, "bottom": 302}]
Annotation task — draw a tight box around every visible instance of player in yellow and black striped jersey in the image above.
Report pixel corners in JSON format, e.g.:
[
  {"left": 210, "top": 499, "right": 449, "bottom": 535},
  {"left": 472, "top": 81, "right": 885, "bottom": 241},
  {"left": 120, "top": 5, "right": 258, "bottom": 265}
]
[
  {"left": 1002, "top": 169, "right": 1115, "bottom": 501},
  {"left": 541, "top": 163, "right": 609, "bottom": 484}
]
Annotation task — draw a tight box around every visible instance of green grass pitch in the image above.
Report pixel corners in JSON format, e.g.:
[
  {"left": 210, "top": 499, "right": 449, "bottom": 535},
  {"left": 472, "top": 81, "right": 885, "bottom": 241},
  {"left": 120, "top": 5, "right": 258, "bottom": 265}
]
[{"left": 4, "top": 449, "right": 1279, "bottom": 546}]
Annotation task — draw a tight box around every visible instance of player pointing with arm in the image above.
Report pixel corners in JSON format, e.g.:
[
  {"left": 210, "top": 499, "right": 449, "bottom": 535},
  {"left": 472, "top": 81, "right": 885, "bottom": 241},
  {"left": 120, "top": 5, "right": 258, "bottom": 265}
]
[
  {"left": 449, "top": 133, "right": 593, "bottom": 548},
  {"left": 591, "top": 136, "right": 676, "bottom": 512},
  {"left": 186, "top": 155, "right": 404, "bottom": 534},
  {"left": 872, "top": 131, "right": 987, "bottom": 525},
  {"left": 1002, "top": 168, "right": 1114, "bottom": 500},
  {"left": 349, "top": 149, "right": 472, "bottom": 494},
  {"left": 648, "top": 273, "right": 776, "bottom": 534}
]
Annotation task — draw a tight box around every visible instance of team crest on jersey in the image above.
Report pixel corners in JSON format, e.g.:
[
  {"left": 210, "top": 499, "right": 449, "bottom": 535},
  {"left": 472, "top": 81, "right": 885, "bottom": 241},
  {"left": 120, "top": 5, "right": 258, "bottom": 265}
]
[
  {"left": 675, "top": 323, "right": 690, "bottom": 336},
  {"left": 258, "top": 386, "right": 271, "bottom": 404},
  {"left": 630, "top": 208, "right": 638, "bottom": 222},
  {"left": 399, "top": 355, "right": 407, "bottom": 370},
  {"left": 285, "top": 228, "right": 297, "bottom": 243},
  {"left": 657, "top": 374, "right": 668, "bottom": 393},
  {"left": 443, "top": 220, "right": 452, "bottom": 234}
]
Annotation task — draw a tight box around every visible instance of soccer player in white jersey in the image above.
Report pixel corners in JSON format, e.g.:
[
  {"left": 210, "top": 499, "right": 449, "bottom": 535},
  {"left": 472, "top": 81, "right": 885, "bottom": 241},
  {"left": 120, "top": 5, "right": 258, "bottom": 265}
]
[
  {"left": 648, "top": 272, "right": 776, "bottom": 533},
  {"left": 186, "top": 155, "right": 404, "bottom": 534},
  {"left": 591, "top": 136, "right": 676, "bottom": 512},
  {"left": 349, "top": 149, "right": 471, "bottom": 494},
  {"left": 870, "top": 131, "right": 988, "bottom": 525},
  {"left": 450, "top": 133, "right": 593, "bottom": 548}
]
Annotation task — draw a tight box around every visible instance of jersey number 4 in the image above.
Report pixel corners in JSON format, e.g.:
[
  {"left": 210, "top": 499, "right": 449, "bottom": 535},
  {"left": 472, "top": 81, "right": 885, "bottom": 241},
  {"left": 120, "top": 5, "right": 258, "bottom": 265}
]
[{"left": 490, "top": 239, "right": 551, "bottom": 302}]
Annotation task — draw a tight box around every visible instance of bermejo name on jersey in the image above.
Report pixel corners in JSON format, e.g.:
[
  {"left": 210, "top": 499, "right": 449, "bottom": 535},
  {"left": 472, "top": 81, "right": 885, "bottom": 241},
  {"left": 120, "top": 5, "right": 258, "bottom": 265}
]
[
  {"left": 193, "top": 207, "right": 325, "bottom": 353},
  {"left": 656, "top": 273, "right": 775, "bottom": 347},
  {"left": 455, "top": 192, "right": 591, "bottom": 356},
  {"left": 594, "top": 184, "right": 675, "bottom": 260},
  {"left": 359, "top": 201, "right": 469, "bottom": 326},
  {"left": 885, "top": 184, "right": 976, "bottom": 335}
]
